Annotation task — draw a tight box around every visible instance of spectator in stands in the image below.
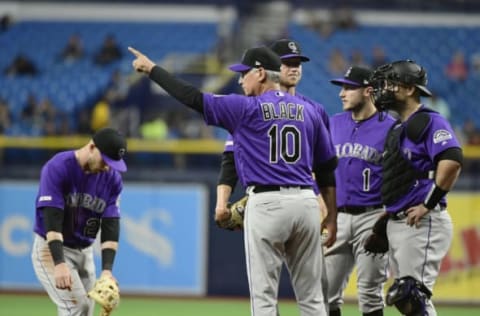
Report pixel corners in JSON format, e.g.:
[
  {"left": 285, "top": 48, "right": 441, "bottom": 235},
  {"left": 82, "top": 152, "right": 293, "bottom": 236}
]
[
  {"left": 461, "top": 118, "right": 480, "bottom": 145},
  {"left": 0, "top": 97, "right": 11, "bottom": 134},
  {"left": 424, "top": 92, "right": 451, "bottom": 121},
  {"left": 471, "top": 52, "right": 480, "bottom": 76},
  {"left": 370, "top": 46, "right": 388, "bottom": 69},
  {"left": 328, "top": 48, "right": 348, "bottom": 76},
  {"left": 107, "top": 70, "right": 140, "bottom": 137},
  {"left": 330, "top": 5, "right": 357, "bottom": 30},
  {"left": 1, "top": 14, "right": 12, "bottom": 32},
  {"left": 350, "top": 49, "right": 369, "bottom": 68},
  {"left": 21, "top": 94, "right": 38, "bottom": 124},
  {"left": 4, "top": 54, "right": 38, "bottom": 76},
  {"left": 140, "top": 115, "right": 168, "bottom": 140},
  {"left": 90, "top": 93, "right": 111, "bottom": 131},
  {"left": 76, "top": 108, "right": 93, "bottom": 135},
  {"left": 37, "top": 97, "right": 59, "bottom": 136},
  {"left": 445, "top": 50, "right": 468, "bottom": 81},
  {"left": 59, "top": 33, "right": 84, "bottom": 62},
  {"left": 94, "top": 34, "right": 123, "bottom": 65}
]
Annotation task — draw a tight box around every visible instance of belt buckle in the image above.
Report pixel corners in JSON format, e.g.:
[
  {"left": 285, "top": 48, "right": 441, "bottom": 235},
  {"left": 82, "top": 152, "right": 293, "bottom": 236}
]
[{"left": 391, "top": 210, "right": 407, "bottom": 220}]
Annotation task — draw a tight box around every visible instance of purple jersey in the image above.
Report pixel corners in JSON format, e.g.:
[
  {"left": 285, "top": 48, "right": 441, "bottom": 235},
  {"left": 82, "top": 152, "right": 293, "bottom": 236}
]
[
  {"left": 34, "top": 151, "right": 123, "bottom": 247},
  {"left": 296, "top": 93, "right": 330, "bottom": 131},
  {"left": 203, "top": 90, "right": 335, "bottom": 188},
  {"left": 387, "top": 106, "right": 461, "bottom": 212},
  {"left": 330, "top": 112, "right": 396, "bottom": 207}
]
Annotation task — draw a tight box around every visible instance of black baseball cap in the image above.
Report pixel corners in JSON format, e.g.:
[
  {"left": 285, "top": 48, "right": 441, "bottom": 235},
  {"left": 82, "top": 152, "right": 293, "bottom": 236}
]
[
  {"left": 330, "top": 66, "right": 373, "bottom": 87},
  {"left": 269, "top": 39, "right": 310, "bottom": 62},
  {"left": 228, "top": 47, "right": 281, "bottom": 72},
  {"left": 92, "top": 128, "right": 127, "bottom": 172}
]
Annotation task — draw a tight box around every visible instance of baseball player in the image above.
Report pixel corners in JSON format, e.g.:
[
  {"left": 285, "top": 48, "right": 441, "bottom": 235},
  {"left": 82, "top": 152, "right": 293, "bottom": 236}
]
[
  {"left": 370, "top": 60, "right": 463, "bottom": 316},
  {"left": 326, "top": 66, "right": 396, "bottom": 316},
  {"left": 215, "top": 39, "right": 334, "bottom": 237},
  {"left": 31, "top": 127, "right": 127, "bottom": 316},
  {"left": 130, "top": 45, "right": 338, "bottom": 316}
]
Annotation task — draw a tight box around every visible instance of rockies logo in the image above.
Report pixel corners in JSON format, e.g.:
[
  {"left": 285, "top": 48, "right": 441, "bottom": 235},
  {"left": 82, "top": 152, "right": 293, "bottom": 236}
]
[{"left": 288, "top": 42, "right": 299, "bottom": 53}]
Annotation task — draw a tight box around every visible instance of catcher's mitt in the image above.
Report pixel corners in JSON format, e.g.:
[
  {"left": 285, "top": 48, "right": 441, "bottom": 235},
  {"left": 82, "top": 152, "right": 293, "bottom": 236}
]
[
  {"left": 88, "top": 275, "right": 120, "bottom": 316},
  {"left": 216, "top": 195, "right": 248, "bottom": 231},
  {"left": 364, "top": 211, "right": 390, "bottom": 255}
]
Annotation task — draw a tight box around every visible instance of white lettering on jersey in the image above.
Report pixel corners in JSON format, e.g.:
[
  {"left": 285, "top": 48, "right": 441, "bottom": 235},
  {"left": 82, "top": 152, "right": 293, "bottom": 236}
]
[
  {"left": 335, "top": 142, "right": 382, "bottom": 164},
  {"left": 39, "top": 196, "right": 52, "bottom": 202}
]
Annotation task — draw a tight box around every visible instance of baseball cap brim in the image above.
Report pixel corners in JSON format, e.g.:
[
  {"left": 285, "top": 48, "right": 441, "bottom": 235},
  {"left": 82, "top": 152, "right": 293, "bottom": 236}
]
[
  {"left": 416, "top": 85, "right": 432, "bottom": 97},
  {"left": 101, "top": 153, "right": 127, "bottom": 172},
  {"left": 330, "top": 78, "right": 363, "bottom": 87},
  {"left": 280, "top": 54, "right": 310, "bottom": 62},
  {"left": 228, "top": 63, "right": 252, "bottom": 72}
]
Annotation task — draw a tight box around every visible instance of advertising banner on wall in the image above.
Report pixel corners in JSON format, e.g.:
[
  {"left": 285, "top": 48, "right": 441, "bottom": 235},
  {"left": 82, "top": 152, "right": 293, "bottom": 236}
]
[{"left": 0, "top": 181, "right": 208, "bottom": 295}]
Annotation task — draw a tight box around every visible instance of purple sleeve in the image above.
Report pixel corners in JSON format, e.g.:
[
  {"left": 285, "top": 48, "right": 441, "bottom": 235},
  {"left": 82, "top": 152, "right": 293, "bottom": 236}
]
[
  {"left": 37, "top": 162, "right": 67, "bottom": 210},
  {"left": 202, "top": 93, "right": 247, "bottom": 133},
  {"left": 313, "top": 109, "right": 336, "bottom": 164},
  {"left": 425, "top": 115, "right": 461, "bottom": 158},
  {"left": 103, "top": 175, "right": 123, "bottom": 218}
]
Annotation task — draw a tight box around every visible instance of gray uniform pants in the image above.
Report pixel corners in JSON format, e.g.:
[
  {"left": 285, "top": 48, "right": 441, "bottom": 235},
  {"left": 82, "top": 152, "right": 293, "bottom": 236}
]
[
  {"left": 387, "top": 209, "right": 453, "bottom": 316},
  {"left": 244, "top": 187, "right": 327, "bottom": 316},
  {"left": 31, "top": 234, "right": 96, "bottom": 316},
  {"left": 325, "top": 209, "right": 388, "bottom": 313}
]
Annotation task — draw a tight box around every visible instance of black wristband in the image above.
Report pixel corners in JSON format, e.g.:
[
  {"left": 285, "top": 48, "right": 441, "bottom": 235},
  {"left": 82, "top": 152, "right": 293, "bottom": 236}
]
[
  {"left": 102, "top": 248, "right": 116, "bottom": 271},
  {"left": 423, "top": 184, "right": 448, "bottom": 210},
  {"left": 48, "top": 240, "right": 65, "bottom": 266}
]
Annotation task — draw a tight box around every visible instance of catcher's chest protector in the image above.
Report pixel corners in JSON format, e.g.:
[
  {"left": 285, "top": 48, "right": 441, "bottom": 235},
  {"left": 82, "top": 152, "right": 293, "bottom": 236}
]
[{"left": 381, "top": 122, "right": 418, "bottom": 205}]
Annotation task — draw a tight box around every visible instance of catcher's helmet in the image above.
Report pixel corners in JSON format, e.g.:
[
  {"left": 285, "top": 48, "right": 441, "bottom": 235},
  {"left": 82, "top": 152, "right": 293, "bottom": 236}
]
[
  {"left": 371, "top": 60, "right": 432, "bottom": 110},
  {"left": 373, "top": 60, "right": 432, "bottom": 96}
]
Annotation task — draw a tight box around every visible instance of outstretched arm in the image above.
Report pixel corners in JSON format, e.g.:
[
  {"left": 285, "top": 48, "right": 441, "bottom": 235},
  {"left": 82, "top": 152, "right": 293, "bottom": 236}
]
[{"left": 129, "top": 46, "right": 204, "bottom": 113}]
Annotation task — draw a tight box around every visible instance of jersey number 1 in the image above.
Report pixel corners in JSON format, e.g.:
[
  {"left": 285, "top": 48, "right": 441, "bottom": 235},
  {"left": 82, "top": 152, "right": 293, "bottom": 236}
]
[{"left": 268, "top": 124, "right": 300, "bottom": 163}]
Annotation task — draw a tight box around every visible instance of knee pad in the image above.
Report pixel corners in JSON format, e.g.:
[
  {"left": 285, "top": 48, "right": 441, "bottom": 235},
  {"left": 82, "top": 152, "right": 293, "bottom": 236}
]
[{"left": 386, "top": 276, "right": 431, "bottom": 316}]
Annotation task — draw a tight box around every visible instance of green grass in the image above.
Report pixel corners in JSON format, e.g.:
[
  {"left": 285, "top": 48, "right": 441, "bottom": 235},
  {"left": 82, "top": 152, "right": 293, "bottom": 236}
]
[{"left": 0, "top": 294, "right": 478, "bottom": 315}]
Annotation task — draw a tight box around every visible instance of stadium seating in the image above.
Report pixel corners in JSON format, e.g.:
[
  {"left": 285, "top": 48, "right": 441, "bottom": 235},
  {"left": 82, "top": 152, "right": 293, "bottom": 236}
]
[
  {"left": 0, "top": 21, "right": 217, "bottom": 135},
  {"left": 289, "top": 23, "right": 480, "bottom": 128},
  {"left": 1, "top": 19, "right": 479, "bottom": 135}
]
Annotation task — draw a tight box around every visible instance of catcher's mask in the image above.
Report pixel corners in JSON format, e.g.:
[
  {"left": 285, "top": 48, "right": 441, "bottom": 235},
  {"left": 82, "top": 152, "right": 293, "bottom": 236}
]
[
  {"left": 386, "top": 276, "right": 432, "bottom": 316},
  {"left": 370, "top": 60, "right": 432, "bottom": 111}
]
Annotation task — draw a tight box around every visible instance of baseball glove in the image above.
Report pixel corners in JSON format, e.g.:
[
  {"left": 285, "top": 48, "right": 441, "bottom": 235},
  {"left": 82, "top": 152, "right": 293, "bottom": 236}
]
[
  {"left": 88, "top": 275, "right": 120, "bottom": 316},
  {"left": 364, "top": 211, "right": 390, "bottom": 255},
  {"left": 215, "top": 195, "right": 248, "bottom": 231}
]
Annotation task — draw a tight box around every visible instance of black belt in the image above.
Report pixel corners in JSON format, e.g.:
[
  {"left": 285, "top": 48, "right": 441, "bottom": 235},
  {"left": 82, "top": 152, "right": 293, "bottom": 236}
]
[
  {"left": 389, "top": 204, "right": 446, "bottom": 220},
  {"left": 64, "top": 242, "right": 91, "bottom": 250},
  {"left": 337, "top": 204, "right": 384, "bottom": 215},
  {"left": 252, "top": 185, "right": 312, "bottom": 193}
]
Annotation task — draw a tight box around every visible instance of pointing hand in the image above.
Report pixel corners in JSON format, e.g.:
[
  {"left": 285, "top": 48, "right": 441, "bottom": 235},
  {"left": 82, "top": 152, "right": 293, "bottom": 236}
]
[{"left": 128, "top": 46, "right": 156, "bottom": 74}]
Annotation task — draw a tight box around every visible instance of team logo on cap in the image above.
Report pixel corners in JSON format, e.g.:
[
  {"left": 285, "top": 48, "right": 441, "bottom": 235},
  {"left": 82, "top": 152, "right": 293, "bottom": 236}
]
[
  {"left": 255, "top": 61, "right": 261, "bottom": 66},
  {"left": 288, "top": 41, "right": 299, "bottom": 54},
  {"left": 344, "top": 67, "right": 353, "bottom": 77},
  {"left": 433, "top": 129, "right": 452, "bottom": 144}
]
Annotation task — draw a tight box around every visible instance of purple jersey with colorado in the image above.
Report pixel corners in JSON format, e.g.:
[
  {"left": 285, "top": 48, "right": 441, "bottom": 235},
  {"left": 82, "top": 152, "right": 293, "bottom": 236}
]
[
  {"left": 330, "top": 112, "right": 396, "bottom": 207},
  {"left": 203, "top": 90, "right": 335, "bottom": 188},
  {"left": 34, "top": 151, "right": 123, "bottom": 247},
  {"left": 387, "top": 106, "right": 461, "bottom": 212}
]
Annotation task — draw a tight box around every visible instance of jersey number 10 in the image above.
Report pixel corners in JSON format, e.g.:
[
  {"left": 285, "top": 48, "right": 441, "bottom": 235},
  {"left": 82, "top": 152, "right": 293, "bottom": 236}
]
[{"left": 268, "top": 124, "right": 301, "bottom": 164}]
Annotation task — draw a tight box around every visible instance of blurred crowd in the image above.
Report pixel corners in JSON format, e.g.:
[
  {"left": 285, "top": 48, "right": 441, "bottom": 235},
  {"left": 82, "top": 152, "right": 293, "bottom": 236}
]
[{"left": 1, "top": 11, "right": 480, "bottom": 146}]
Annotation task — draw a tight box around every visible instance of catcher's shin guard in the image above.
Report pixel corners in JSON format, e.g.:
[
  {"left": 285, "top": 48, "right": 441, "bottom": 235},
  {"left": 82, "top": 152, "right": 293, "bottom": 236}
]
[{"left": 386, "top": 276, "right": 431, "bottom": 316}]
